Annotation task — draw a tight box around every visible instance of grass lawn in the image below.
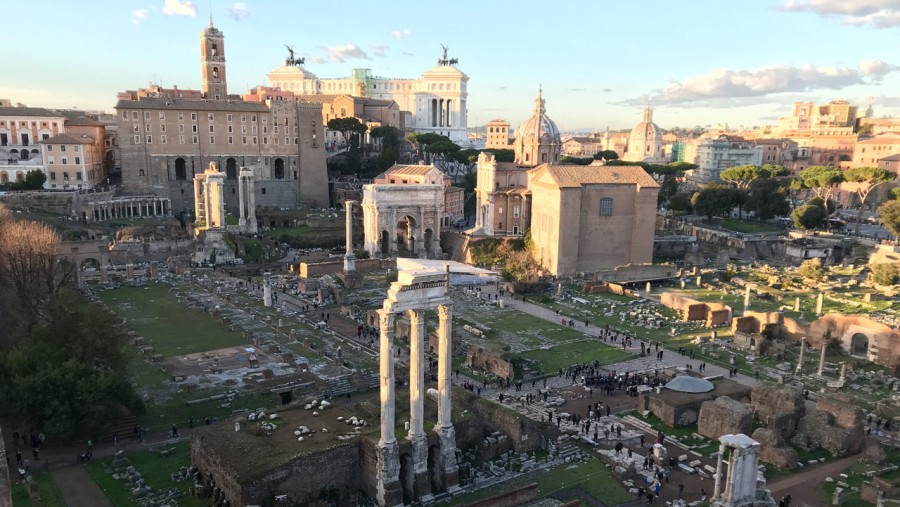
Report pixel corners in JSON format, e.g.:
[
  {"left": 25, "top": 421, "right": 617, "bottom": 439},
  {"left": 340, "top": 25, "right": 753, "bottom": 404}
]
[
  {"left": 714, "top": 219, "right": 781, "bottom": 234},
  {"left": 141, "top": 389, "right": 273, "bottom": 433},
  {"left": 10, "top": 471, "right": 65, "bottom": 507},
  {"left": 85, "top": 442, "right": 207, "bottom": 507},
  {"left": 535, "top": 459, "right": 633, "bottom": 505},
  {"left": 97, "top": 284, "right": 246, "bottom": 357},
  {"left": 10, "top": 482, "right": 33, "bottom": 507},
  {"left": 515, "top": 341, "right": 632, "bottom": 374}
]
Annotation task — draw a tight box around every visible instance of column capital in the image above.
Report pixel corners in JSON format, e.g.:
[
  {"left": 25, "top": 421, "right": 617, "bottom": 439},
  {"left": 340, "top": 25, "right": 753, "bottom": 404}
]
[
  {"left": 438, "top": 303, "right": 452, "bottom": 319},
  {"left": 378, "top": 308, "right": 395, "bottom": 328},
  {"left": 407, "top": 308, "right": 423, "bottom": 323}
]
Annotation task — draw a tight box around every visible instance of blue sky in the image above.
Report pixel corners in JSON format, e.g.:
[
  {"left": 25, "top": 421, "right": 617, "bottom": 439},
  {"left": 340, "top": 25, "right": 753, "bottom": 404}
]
[{"left": 3, "top": 0, "right": 900, "bottom": 131}]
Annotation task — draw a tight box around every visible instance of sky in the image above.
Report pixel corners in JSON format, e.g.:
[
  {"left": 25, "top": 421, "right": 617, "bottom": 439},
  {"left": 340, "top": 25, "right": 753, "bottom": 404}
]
[{"left": 3, "top": 0, "right": 900, "bottom": 132}]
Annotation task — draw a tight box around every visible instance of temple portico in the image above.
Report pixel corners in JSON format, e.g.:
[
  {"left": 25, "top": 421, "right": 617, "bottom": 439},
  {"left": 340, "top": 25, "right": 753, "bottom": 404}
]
[
  {"left": 711, "top": 434, "right": 776, "bottom": 507},
  {"left": 376, "top": 265, "right": 458, "bottom": 506}
]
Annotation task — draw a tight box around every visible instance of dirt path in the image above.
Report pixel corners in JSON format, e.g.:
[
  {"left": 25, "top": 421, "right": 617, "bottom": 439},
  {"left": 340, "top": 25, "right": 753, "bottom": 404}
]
[
  {"left": 51, "top": 465, "right": 113, "bottom": 507},
  {"left": 767, "top": 454, "right": 859, "bottom": 507}
]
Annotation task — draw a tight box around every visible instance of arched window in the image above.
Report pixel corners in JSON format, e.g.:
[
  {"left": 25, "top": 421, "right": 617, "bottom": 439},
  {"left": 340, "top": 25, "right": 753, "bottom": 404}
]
[
  {"left": 175, "top": 158, "right": 186, "bottom": 181},
  {"left": 273, "top": 158, "right": 284, "bottom": 179},
  {"left": 212, "top": 67, "right": 219, "bottom": 79},
  {"left": 599, "top": 197, "right": 613, "bottom": 216},
  {"left": 211, "top": 43, "right": 218, "bottom": 57},
  {"left": 225, "top": 158, "right": 237, "bottom": 179}
]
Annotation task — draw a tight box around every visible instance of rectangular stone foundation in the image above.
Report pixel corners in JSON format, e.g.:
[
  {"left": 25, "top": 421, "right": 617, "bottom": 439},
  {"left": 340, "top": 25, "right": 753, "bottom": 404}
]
[{"left": 336, "top": 270, "right": 365, "bottom": 289}]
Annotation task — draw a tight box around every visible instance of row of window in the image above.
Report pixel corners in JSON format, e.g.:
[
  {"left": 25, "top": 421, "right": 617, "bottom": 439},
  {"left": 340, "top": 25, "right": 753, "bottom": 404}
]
[
  {"left": 133, "top": 123, "right": 282, "bottom": 135},
  {"left": 48, "top": 171, "right": 83, "bottom": 180},
  {"left": 45, "top": 144, "right": 79, "bottom": 152},
  {"left": 133, "top": 135, "right": 296, "bottom": 146},
  {"left": 47, "top": 157, "right": 82, "bottom": 165},
  {"left": 123, "top": 111, "right": 267, "bottom": 123},
  {"left": 0, "top": 121, "right": 60, "bottom": 129}
]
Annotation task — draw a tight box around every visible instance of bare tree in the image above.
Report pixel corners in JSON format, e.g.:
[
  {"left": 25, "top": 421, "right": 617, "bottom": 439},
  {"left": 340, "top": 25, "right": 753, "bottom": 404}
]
[{"left": 0, "top": 215, "right": 73, "bottom": 336}]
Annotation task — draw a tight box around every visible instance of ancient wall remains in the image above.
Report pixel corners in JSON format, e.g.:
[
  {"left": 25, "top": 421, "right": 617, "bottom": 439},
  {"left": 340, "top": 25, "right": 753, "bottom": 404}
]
[
  {"left": 698, "top": 397, "right": 753, "bottom": 439},
  {"left": 466, "top": 346, "right": 513, "bottom": 380},
  {"left": 751, "top": 428, "right": 799, "bottom": 469},
  {"left": 298, "top": 258, "right": 388, "bottom": 278}
]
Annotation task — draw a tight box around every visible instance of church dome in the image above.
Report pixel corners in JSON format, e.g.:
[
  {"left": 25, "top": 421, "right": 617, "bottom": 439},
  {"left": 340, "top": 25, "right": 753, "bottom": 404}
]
[
  {"left": 626, "top": 107, "right": 664, "bottom": 162},
  {"left": 516, "top": 89, "right": 561, "bottom": 145}
]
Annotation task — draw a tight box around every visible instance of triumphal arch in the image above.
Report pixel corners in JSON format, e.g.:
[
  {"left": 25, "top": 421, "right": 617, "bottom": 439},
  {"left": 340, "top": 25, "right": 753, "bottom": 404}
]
[
  {"left": 376, "top": 264, "right": 457, "bottom": 506},
  {"left": 362, "top": 184, "right": 443, "bottom": 258}
]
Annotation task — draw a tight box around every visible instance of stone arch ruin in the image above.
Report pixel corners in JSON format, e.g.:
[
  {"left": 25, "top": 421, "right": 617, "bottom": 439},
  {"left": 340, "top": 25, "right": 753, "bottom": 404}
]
[{"left": 362, "top": 184, "right": 442, "bottom": 259}]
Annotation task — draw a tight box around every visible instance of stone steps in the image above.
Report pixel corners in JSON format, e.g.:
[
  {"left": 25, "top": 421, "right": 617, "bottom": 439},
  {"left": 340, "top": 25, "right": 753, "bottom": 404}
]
[{"left": 324, "top": 372, "right": 379, "bottom": 397}]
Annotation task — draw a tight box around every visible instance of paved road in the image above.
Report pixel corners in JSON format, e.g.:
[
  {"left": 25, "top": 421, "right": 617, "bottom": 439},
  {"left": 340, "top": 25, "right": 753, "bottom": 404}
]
[
  {"left": 767, "top": 453, "right": 860, "bottom": 507},
  {"left": 51, "top": 465, "right": 113, "bottom": 507}
]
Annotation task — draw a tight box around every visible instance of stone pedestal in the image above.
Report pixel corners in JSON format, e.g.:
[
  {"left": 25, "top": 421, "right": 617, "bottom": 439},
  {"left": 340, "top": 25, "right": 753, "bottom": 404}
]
[
  {"left": 126, "top": 263, "right": 134, "bottom": 280},
  {"left": 336, "top": 270, "right": 364, "bottom": 289},
  {"left": 437, "top": 425, "right": 459, "bottom": 489},
  {"left": 376, "top": 440, "right": 402, "bottom": 507}
]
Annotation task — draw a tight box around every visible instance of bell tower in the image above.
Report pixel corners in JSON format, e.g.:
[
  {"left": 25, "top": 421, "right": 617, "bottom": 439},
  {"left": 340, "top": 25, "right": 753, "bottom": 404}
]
[{"left": 200, "top": 17, "right": 227, "bottom": 100}]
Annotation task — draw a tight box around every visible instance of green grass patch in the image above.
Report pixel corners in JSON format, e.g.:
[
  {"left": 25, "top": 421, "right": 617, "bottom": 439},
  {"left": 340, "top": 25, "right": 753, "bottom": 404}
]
[
  {"left": 535, "top": 459, "right": 633, "bottom": 504},
  {"left": 516, "top": 341, "right": 632, "bottom": 375},
  {"left": 714, "top": 219, "right": 781, "bottom": 233},
  {"left": 141, "top": 389, "right": 273, "bottom": 433},
  {"left": 85, "top": 442, "right": 207, "bottom": 507},
  {"left": 97, "top": 284, "right": 246, "bottom": 356},
  {"left": 30, "top": 471, "right": 65, "bottom": 507},
  {"left": 10, "top": 481, "right": 33, "bottom": 507}
]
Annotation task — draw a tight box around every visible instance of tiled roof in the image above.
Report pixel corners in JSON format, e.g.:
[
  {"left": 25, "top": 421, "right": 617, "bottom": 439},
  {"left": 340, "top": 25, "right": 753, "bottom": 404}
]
[
  {"left": 879, "top": 153, "right": 900, "bottom": 161},
  {"left": 115, "top": 98, "right": 270, "bottom": 112},
  {"left": 0, "top": 106, "right": 65, "bottom": 118},
  {"left": 531, "top": 163, "right": 659, "bottom": 188},
  {"left": 59, "top": 110, "right": 103, "bottom": 126},
  {"left": 40, "top": 133, "right": 92, "bottom": 144},
  {"left": 380, "top": 164, "right": 442, "bottom": 177}
]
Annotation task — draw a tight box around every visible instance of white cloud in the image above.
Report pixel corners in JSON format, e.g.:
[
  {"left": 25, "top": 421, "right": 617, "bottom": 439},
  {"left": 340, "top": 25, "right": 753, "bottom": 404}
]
[
  {"left": 859, "top": 59, "right": 900, "bottom": 78},
  {"left": 390, "top": 28, "right": 411, "bottom": 39},
  {"left": 320, "top": 44, "right": 369, "bottom": 63},
  {"left": 621, "top": 60, "right": 900, "bottom": 107},
  {"left": 370, "top": 44, "right": 389, "bottom": 57},
  {"left": 132, "top": 8, "right": 149, "bottom": 25},
  {"left": 779, "top": 0, "right": 900, "bottom": 27},
  {"left": 226, "top": 2, "right": 249, "bottom": 20},
  {"left": 161, "top": 0, "right": 197, "bottom": 17}
]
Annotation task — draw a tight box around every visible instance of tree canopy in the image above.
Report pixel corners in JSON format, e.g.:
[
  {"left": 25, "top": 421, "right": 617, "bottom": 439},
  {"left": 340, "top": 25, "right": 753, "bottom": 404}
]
[
  {"left": 878, "top": 200, "right": 900, "bottom": 241},
  {"left": 691, "top": 184, "right": 740, "bottom": 221},
  {"left": 798, "top": 166, "right": 844, "bottom": 205},
  {"left": 593, "top": 150, "right": 619, "bottom": 161},
  {"left": 483, "top": 148, "right": 514, "bottom": 163},
  {"left": 792, "top": 203, "right": 827, "bottom": 230},
  {"left": 720, "top": 164, "right": 787, "bottom": 190},
  {"left": 746, "top": 178, "right": 790, "bottom": 220}
]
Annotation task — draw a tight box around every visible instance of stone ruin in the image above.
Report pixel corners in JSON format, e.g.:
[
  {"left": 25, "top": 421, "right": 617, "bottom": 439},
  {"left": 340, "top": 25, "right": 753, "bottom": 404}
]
[
  {"left": 698, "top": 396, "right": 753, "bottom": 440},
  {"left": 750, "top": 428, "right": 799, "bottom": 470},
  {"left": 750, "top": 385, "right": 805, "bottom": 439},
  {"left": 465, "top": 346, "right": 513, "bottom": 380},
  {"left": 792, "top": 393, "right": 865, "bottom": 456}
]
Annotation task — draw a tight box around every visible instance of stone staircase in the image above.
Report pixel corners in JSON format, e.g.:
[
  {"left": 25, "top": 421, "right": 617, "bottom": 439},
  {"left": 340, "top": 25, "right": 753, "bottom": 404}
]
[
  {"left": 555, "top": 439, "right": 581, "bottom": 462},
  {"left": 325, "top": 372, "right": 379, "bottom": 397}
]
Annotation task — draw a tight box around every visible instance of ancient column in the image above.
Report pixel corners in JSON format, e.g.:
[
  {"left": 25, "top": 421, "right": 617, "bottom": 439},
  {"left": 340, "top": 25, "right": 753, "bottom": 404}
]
[
  {"left": 815, "top": 293, "right": 824, "bottom": 316},
  {"left": 126, "top": 263, "right": 134, "bottom": 280},
  {"left": 743, "top": 285, "right": 751, "bottom": 311},
  {"left": 839, "top": 362, "right": 846, "bottom": 382},
  {"left": 436, "top": 303, "right": 459, "bottom": 488},
  {"left": 237, "top": 172, "right": 246, "bottom": 227},
  {"left": 263, "top": 272, "right": 273, "bottom": 307},
  {"left": 796, "top": 337, "right": 805, "bottom": 373},
  {"left": 407, "top": 308, "right": 431, "bottom": 498},
  {"left": 646, "top": 282, "right": 651, "bottom": 294},
  {"left": 794, "top": 297, "right": 801, "bottom": 312},
  {"left": 817, "top": 342, "right": 827, "bottom": 376},
  {"left": 343, "top": 201, "right": 357, "bottom": 272},
  {"left": 376, "top": 309, "right": 401, "bottom": 507},
  {"left": 696, "top": 275, "right": 702, "bottom": 287},
  {"left": 713, "top": 442, "right": 726, "bottom": 500}
]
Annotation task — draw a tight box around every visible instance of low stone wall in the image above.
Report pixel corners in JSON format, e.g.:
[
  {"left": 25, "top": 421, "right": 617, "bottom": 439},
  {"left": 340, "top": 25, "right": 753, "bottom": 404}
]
[
  {"left": 463, "top": 483, "right": 539, "bottom": 507},
  {"left": 660, "top": 292, "right": 732, "bottom": 326},
  {"left": 594, "top": 263, "right": 678, "bottom": 283},
  {"left": 466, "top": 346, "right": 513, "bottom": 380},
  {"left": 298, "top": 258, "right": 387, "bottom": 278}
]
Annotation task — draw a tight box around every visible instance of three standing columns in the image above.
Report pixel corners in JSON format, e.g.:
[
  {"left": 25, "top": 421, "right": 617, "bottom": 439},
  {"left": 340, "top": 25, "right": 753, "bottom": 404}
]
[{"left": 376, "top": 303, "right": 458, "bottom": 507}]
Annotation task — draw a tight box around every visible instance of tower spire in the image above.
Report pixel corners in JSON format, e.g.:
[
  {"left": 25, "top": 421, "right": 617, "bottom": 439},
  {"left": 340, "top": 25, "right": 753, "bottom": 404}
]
[
  {"left": 534, "top": 87, "right": 545, "bottom": 115},
  {"left": 209, "top": 13, "right": 213, "bottom": 28}
]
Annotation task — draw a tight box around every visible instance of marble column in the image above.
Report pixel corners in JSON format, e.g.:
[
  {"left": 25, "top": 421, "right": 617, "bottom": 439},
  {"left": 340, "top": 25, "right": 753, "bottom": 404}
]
[
  {"left": 794, "top": 297, "right": 801, "bottom": 312},
  {"left": 743, "top": 285, "right": 751, "bottom": 311},
  {"left": 237, "top": 174, "right": 247, "bottom": 227},
  {"left": 796, "top": 337, "right": 805, "bottom": 373},
  {"left": 263, "top": 272, "right": 272, "bottom": 307},
  {"left": 816, "top": 293, "right": 824, "bottom": 316},
  {"left": 344, "top": 201, "right": 357, "bottom": 272},
  {"left": 646, "top": 282, "right": 651, "bottom": 294},
  {"left": 839, "top": 362, "right": 846, "bottom": 382},
  {"left": 407, "top": 308, "right": 431, "bottom": 499},
  {"left": 376, "top": 309, "right": 401, "bottom": 507},
  {"left": 436, "top": 303, "right": 459, "bottom": 488},
  {"left": 713, "top": 442, "right": 725, "bottom": 500},
  {"left": 818, "top": 342, "right": 827, "bottom": 376}
]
